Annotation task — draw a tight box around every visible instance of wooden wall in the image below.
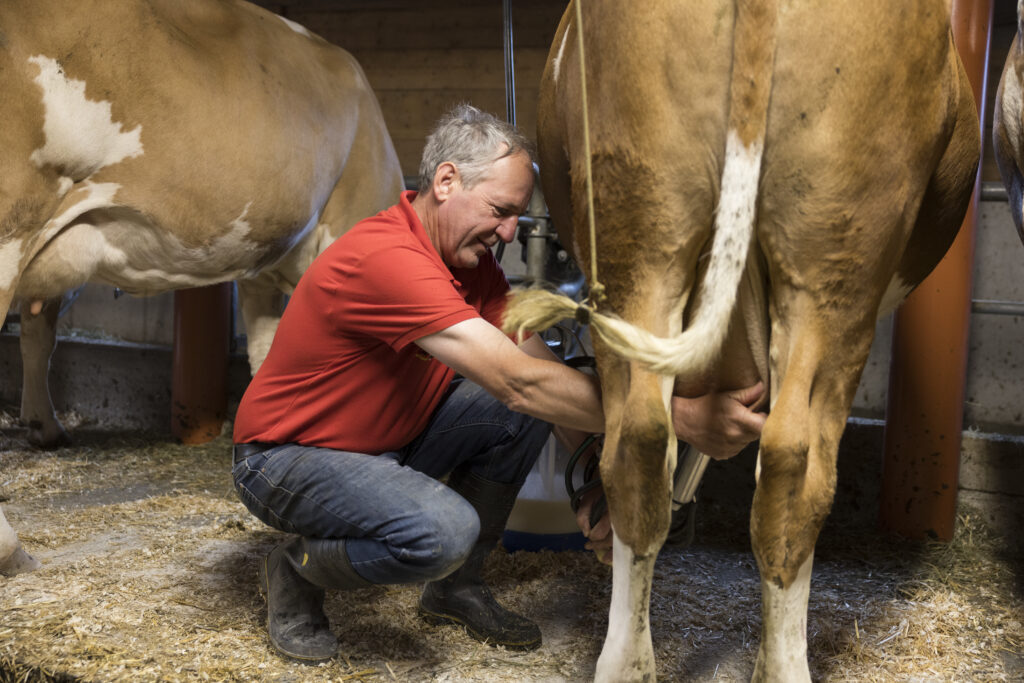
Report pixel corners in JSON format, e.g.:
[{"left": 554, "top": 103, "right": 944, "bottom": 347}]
[
  {"left": 254, "top": 0, "right": 567, "bottom": 178},
  {"left": 254, "top": 0, "right": 1017, "bottom": 185}
]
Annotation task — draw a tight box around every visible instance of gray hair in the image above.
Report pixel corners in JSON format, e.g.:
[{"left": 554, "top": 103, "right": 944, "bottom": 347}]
[{"left": 417, "top": 103, "right": 535, "bottom": 192}]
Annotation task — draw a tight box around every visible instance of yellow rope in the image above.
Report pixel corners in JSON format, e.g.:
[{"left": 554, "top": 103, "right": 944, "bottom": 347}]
[{"left": 573, "top": 0, "right": 606, "bottom": 309}]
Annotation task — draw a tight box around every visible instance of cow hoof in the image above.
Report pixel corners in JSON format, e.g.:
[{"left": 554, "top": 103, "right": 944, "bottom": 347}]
[
  {"left": 26, "top": 422, "right": 71, "bottom": 450},
  {"left": 0, "top": 545, "right": 42, "bottom": 576}
]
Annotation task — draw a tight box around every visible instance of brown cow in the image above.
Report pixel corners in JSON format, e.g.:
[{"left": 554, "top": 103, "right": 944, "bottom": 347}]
[
  {"left": 0, "top": 0, "right": 403, "bottom": 575},
  {"left": 994, "top": 0, "right": 1024, "bottom": 246},
  {"left": 507, "top": 0, "right": 978, "bottom": 680}
]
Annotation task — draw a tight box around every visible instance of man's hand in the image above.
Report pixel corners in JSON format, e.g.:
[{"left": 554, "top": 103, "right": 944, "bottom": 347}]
[
  {"left": 575, "top": 484, "right": 613, "bottom": 565},
  {"left": 671, "top": 381, "right": 767, "bottom": 460},
  {"left": 555, "top": 427, "right": 614, "bottom": 565}
]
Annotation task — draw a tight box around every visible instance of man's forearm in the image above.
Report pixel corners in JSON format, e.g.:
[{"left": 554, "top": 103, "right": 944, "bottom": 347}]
[
  {"left": 506, "top": 362, "right": 605, "bottom": 433},
  {"left": 514, "top": 334, "right": 604, "bottom": 432}
]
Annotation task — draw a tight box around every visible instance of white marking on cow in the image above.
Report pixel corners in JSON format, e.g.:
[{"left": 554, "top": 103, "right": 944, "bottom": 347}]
[
  {"left": 595, "top": 534, "right": 656, "bottom": 683},
  {"left": 0, "top": 505, "right": 41, "bottom": 576},
  {"left": 56, "top": 176, "right": 74, "bottom": 197},
  {"left": 506, "top": 128, "right": 764, "bottom": 380},
  {"left": 32, "top": 210, "right": 258, "bottom": 296},
  {"left": 230, "top": 202, "right": 255, "bottom": 236},
  {"left": 755, "top": 551, "right": 813, "bottom": 682},
  {"left": 877, "top": 274, "right": 915, "bottom": 317},
  {"left": 709, "top": 129, "right": 761, "bottom": 312},
  {"left": 28, "top": 195, "right": 267, "bottom": 295},
  {"left": 552, "top": 27, "right": 570, "bottom": 85},
  {"left": 42, "top": 181, "right": 121, "bottom": 241},
  {"left": 0, "top": 238, "right": 26, "bottom": 290},
  {"left": 277, "top": 15, "right": 312, "bottom": 38},
  {"left": 618, "top": 125, "right": 761, "bottom": 375},
  {"left": 28, "top": 56, "right": 143, "bottom": 181},
  {"left": 0, "top": 508, "right": 18, "bottom": 562}
]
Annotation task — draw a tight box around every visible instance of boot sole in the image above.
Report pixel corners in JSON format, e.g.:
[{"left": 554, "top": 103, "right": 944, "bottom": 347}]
[
  {"left": 418, "top": 606, "right": 542, "bottom": 651},
  {"left": 259, "top": 554, "right": 338, "bottom": 664}
]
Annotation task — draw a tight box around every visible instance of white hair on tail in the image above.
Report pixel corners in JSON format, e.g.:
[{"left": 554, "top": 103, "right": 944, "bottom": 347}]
[{"left": 504, "top": 128, "right": 762, "bottom": 378}]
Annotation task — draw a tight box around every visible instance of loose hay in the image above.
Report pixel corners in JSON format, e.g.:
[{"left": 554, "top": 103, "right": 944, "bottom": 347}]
[{"left": 0, "top": 421, "right": 1021, "bottom": 681}]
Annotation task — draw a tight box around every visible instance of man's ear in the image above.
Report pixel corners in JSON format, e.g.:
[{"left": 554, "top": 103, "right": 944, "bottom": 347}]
[{"left": 433, "top": 161, "right": 459, "bottom": 201}]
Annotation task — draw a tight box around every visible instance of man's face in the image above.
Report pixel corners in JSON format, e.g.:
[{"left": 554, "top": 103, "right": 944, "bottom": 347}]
[{"left": 436, "top": 151, "right": 534, "bottom": 269}]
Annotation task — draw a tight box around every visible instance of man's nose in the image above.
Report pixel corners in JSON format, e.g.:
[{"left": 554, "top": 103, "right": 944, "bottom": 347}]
[{"left": 496, "top": 216, "right": 518, "bottom": 243}]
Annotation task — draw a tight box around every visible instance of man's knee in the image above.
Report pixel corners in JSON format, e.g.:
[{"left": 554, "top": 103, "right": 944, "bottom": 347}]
[
  {"left": 499, "top": 414, "right": 551, "bottom": 484},
  {"left": 407, "top": 493, "right": 480, "bottom": 581}
]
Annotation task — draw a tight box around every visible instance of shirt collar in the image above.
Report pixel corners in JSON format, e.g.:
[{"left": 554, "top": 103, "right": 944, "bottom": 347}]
[{"left": 398, "top": 190, "right": 461, "bottom": 287}]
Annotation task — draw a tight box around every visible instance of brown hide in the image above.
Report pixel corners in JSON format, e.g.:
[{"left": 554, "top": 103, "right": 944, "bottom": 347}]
[
  {"left": 536, "top": 1, "right": 977, "bottom": 680},
  {"left": 994, "top": 5, "right": 1024, "bottom": 245},
  {"left": 0, "top": 0, "right": 403, "bottom": 447}
]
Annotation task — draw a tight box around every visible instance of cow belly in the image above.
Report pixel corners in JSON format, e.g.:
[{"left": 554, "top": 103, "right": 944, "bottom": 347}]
[{"left": 16, "top": 209, "right": 302, "bottom": 300}]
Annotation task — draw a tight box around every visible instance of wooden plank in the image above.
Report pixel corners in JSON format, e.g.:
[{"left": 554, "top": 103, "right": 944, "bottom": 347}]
[
  {"left": 382, "top": 88, "right": 541, "bottom": 176},
  {"left": 392, "top": 138, "right": 429, "bottom": 177},
  {"left": 257, "top": 0, "right": 562, "bottom": 12},
  {"left": 349, "top": 47, "right": 548, "bottom": 91},
  {"left": 376, "top": 89, "right": 539, "bottom": 137},
  {"left": 289, "top": 5, "right": 563, "bottom": 50}
]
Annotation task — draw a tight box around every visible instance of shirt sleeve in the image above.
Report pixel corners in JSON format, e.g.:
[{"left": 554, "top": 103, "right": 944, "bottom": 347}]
[{"left": 331, "top": 245, "right": 480, "bottom": 351}]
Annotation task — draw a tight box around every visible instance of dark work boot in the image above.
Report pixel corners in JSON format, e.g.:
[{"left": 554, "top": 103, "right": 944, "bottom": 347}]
[
  {"left": 259, "top": 537, "right": 369, "bottom": 663},
  {"left": 418, "top": 469, "right": 542, "bottom": 651}
]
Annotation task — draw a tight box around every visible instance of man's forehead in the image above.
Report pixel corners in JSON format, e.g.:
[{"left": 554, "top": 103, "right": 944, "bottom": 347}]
[
  {"left": 479, "top": 154, "right": 532, "bottom": 188},
  {"left": 489, "top": 179, "right": 533, "bottom": 212}
]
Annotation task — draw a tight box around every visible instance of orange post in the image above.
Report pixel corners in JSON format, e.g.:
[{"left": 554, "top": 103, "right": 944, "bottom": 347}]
[
  {"left": 879, "top": 0, "right": 992, "bottom": 541},
  {"left": 171, "top": 283, "right": 233, "bottom": 444}
]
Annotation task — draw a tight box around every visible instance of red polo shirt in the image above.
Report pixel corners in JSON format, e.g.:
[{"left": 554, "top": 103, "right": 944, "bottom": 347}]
[{"left": 232, "top": 191, "right": 510, "bottom": 453}]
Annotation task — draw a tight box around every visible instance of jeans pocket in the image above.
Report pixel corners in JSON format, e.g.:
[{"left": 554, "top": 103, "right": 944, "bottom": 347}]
[
  {"left": 235, "top": 479, "right": 297, "bottom": 534},
  {"left": 256, "top": 446, "right": 314, "bottom": 488}
]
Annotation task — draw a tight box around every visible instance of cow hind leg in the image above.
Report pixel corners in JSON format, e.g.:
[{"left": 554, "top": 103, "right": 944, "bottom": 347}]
[
  {"left": 0, "top": 505, "right": 40, "bottom": 576},
  {"left": 750, "top": 304, "right": 875, "bottom": 682},
  {"left": 19, "top": 296, "right": 69, "bottom": 448},
  {"left": 598, "top": 535, "right": 658, "bottom": 683},
  {"left": 596, "top": 364, "right": 676, "bottom": 683},
  {"left": 236, "top": 277, "right": 287, "bottom": 374}
]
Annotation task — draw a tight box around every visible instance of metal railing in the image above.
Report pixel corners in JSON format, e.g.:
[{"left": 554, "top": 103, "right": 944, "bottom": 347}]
[{"left": 975, "top": 182, "right": 1024, "bottom": 317}]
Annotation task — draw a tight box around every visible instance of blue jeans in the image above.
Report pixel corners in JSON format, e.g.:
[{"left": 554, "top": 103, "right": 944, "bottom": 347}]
[{"left": 232, "top": 379, "right": 550, "bottom": 586}]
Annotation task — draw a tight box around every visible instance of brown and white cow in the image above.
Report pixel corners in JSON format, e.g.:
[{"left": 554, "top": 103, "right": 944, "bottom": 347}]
[
  {"left": 0, "top": 0, "right": 403, "bottom": 575},
  {"left": 507, "top": 0, "right": 979, "bottom": 680},
  {"left": 994, "top": 0, "right": 1024, "bottom": 246}
]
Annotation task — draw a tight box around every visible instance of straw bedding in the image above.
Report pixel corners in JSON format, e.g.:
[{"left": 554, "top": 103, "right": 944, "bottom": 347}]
[{"left": 0, "top": 416, "right": 1020, "bottom": 681}]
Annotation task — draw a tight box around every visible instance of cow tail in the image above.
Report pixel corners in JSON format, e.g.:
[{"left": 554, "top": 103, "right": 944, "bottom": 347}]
[
  {"left": 643, "top": 0, "right": 779, "bottom": 376},
  {"left": 504, "top": 1, "right": 778, "bottom": 377}
]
